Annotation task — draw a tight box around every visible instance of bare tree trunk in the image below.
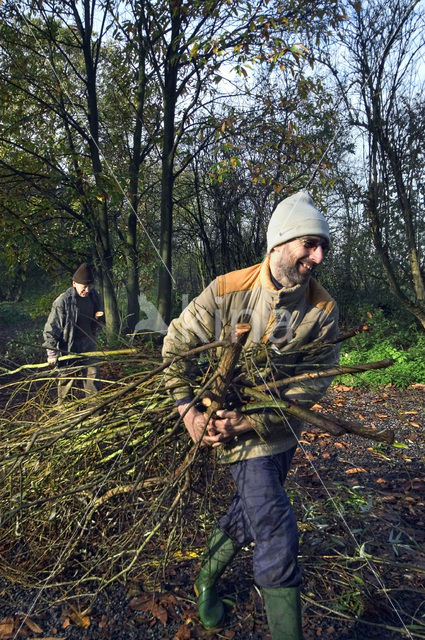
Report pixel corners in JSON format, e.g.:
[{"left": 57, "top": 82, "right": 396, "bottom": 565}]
[
  {"left": 77, "top": 0, "right": 120, "bottom": 337},
  {"left": 156, "top": 7, "right": 180, "bottom": 327},
  {"left": 96, "top": 201, "right": 120, "bottom": 336},
  {"left": 124, "top": 25, "right": 147, "bottom": 333}
]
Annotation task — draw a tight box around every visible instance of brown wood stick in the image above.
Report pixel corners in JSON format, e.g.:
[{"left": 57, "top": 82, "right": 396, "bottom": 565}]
[
  {"left": 298, "top": 323, "right": 370, "bottom": 351},
  {"left": 246, "top": 389, "right": 395, "bottom": 444},
  {"left": 202, "top": 323, "right": 251, "bottom": 421},
  {"left": 251, "top": 358, "right": 394, "bottom": 393}
]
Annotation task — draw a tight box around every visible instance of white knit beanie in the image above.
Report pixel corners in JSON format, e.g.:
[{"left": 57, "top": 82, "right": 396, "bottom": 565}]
[{"left": 266, "top": 191, "right": 330, "bottom": 253}]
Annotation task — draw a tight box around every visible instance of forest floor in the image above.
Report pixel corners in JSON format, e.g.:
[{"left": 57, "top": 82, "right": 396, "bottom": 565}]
[{"left": 0, "top": 381, "right": 424, "bottom": 640}]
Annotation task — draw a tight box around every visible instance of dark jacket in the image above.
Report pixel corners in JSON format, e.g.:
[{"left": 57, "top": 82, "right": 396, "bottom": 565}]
[{"left": 43, "top": 286, "right": 103, "bottom": 358}]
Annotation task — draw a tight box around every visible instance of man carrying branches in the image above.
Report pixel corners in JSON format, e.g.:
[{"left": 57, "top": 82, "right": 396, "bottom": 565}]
[{"left": 162, "top": 191, "right": 340, "bottom": 639}]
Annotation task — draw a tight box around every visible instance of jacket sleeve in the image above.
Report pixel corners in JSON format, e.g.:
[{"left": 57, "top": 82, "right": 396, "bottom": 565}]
[
  {"left": 42, "top": 297, "right": 66, "bottom": 358},
  {"left": 162, "top": 280, "right": 220, "bottom": 403}
]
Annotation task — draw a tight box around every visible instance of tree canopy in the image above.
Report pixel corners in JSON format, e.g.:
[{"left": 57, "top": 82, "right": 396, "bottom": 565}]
[{"left": 0, "top": 0, "right": 424, "bottom": 335}]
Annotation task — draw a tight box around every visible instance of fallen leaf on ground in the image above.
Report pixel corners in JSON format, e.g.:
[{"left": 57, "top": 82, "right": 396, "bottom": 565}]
[
  {"left": 345, "top": 467, "right": 367, "bottom": 474},
  {"left": 69, "top": 612, "right": 90, "bottom": 629},
  {"left": 98, "top": 615, "right": 109, "bottom": 629},
  {"left": 129, "top": 592, "right": 172, "bottom": 625},
  {"left": 174, "top": 624, "right": 191, "bottom": 640},
  {"left": 0, "top": 618, "right": 14, "bottom": 640},
  {"left": 22, "top": 617, "right": 43, "bottom": 633},
  {"left": 151, "top": 602, "right": 168, "bottom": 625},
  {"left": 129, "top": 593, "right": 154, "bottom": 610},
  {"left": 173, "top": 550, "right": 198, "bottom": 560}
]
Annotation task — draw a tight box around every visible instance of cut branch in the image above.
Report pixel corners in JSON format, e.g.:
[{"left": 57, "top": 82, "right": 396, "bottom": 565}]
[
  {"left": 245, "top": 389, "right": 395, "bottom": 444},
  {"left": 251, "top": 358, "right": 394, "bottom": 393},
  {"left": 202, "top": 323, "right": 251, "bottom": 421},
  {"left": 298, "top": 323, "right": 371, "bottom": 353}
]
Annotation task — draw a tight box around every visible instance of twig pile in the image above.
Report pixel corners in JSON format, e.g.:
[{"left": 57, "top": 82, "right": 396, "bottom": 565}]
[{"left": 0, "top": 336, "right": 395, "bottom": 599}]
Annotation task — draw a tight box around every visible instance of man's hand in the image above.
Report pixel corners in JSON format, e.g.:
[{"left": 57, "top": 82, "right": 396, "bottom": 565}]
[
  {"left": 209, "top": 409, "right": 253, "bottom": 447},
  {"left": 47, "top": 356, "right": 58, "bottom": 367},
  {"left": 177, "top": 404, "right": 210, "bottom": 445},
  {"left": 178, "top": 404, "right": 254, "bottom": 447}
]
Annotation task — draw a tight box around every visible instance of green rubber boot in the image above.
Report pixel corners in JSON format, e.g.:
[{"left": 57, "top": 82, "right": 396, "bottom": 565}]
[
  {"left": 194, "top": 527, "right": 240, "bottom": 629},
  {"left": 263, "top": 586, "right": 304, "bottom": 639}
]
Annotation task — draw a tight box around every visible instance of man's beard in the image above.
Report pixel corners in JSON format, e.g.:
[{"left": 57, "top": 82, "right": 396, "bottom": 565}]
[{"left": 273, "top": 261, "right": 312, "bottom": 287}]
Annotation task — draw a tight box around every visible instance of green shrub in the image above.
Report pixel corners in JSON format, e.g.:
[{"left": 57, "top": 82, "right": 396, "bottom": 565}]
[
  {"left": 0, "top": 301, "right": 30, "bottom": 325},
  {"left": 2, "top": 325, "right": 45, "bottom": 366},
  {"left": 28, "top": 278, "right": 69, "bottom": 319},
  {"left": 338, "top": 313, "right": 425, "bottom": 387},
  {"left": 0, "top": 299, "right": 45, "bottom": 366}
]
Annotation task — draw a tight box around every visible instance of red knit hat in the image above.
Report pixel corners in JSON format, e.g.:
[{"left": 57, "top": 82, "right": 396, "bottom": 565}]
[{"left": 72, "top": 263, "right": 94, "bottom": 284}]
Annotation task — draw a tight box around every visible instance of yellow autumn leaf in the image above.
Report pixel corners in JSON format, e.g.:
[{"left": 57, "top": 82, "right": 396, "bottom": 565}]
[{"left": 173, "top": 550, "right": 199, "bottom": 560}]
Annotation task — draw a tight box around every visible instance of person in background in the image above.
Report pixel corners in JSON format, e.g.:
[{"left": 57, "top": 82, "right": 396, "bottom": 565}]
[
  {"left": 43, "top": 263, "right": 104, "bottom": 404},
  {"left": 162, "top": 191, "right": 340, "bottom": 639}
]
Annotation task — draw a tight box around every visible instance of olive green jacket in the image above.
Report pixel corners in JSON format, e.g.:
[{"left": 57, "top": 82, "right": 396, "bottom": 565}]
[{"left": 162, "top": 256, "right": 339, "bottom": 462}]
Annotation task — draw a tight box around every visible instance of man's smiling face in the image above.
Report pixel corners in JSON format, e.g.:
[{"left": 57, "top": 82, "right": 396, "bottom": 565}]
[{"left": 269, "top": 236, "right": 329, "bottom": 288}]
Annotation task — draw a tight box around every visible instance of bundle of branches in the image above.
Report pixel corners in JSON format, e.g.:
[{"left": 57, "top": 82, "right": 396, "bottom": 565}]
[{"left": 0, "top": 331, "right": 395, "bottom": 600}]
